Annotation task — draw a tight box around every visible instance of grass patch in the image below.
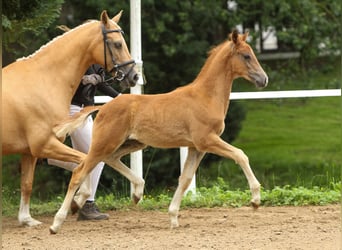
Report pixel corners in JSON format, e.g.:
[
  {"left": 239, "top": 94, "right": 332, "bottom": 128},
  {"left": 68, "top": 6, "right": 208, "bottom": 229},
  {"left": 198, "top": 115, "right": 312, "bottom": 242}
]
[
  {"left": 3, "top": 178, "right": 340, "bottom": 217},
  {"left": 235, "top": 97, "right": 341, "bottom": 164},
  {"left": 235, "top": 97, "right": 341, "bottom": 188}
]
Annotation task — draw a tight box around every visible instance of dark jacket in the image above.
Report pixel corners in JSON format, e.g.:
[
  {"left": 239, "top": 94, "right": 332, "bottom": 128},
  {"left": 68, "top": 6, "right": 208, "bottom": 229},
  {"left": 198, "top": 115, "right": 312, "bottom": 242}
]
[{"left": 71, "top": 64, "right": 120, "bottom": 106}]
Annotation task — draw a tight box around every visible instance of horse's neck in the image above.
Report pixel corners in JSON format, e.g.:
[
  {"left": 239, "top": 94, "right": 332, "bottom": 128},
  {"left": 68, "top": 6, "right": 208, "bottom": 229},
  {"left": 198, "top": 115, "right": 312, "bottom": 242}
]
[{"left": 22, "top": 23, "right": 97, "bottom": 98}]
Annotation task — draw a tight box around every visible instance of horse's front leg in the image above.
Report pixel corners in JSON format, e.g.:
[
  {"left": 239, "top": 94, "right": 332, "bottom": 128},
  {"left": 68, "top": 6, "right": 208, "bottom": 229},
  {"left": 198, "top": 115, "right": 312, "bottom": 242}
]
[
  {"left": 168, "top": 148, "right": 205, "bottom": 228},
  {"left": 18, "top": 154, "right": 42, "bottom": 227}
]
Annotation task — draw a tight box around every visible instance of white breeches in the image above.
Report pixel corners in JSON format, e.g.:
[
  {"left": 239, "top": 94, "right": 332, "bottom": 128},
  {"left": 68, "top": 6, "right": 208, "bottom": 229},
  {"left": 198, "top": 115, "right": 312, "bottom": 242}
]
[{"left": 48, "top": 104, "right": 104, "bottom": 201}]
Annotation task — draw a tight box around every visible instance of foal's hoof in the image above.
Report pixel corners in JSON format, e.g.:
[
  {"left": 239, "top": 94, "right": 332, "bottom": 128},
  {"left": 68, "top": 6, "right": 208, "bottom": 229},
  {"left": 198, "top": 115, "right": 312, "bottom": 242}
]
[
  {"left": 49, "top": 227, "right": 57, "bottom": 234},
  {"left": 71, "top": 200, "right": 80, "bottom": 215},
  {"left": 132, "top": 194, "right": 141, "bottom": 204},
  {"left": 251, "top": 201, "right": 260, "bottom": 209}
]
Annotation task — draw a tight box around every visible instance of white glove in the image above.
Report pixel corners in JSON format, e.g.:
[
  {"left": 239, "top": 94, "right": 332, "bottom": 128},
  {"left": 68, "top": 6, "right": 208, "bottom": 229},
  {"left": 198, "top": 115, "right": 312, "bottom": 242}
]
[{"left": 81, "top": 74, "right": 103, "bottom": 85}]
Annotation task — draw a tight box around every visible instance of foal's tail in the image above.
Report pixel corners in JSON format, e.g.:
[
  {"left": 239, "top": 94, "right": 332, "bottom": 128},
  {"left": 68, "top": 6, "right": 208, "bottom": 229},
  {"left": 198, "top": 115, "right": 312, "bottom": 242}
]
[{"left": 53, "top": 106, "right": 101, "bottom": 138}]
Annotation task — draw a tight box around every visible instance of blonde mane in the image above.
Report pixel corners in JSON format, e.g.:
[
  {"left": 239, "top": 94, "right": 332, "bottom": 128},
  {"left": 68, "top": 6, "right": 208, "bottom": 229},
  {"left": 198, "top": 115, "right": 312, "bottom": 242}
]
[{"left": 17, "top": 20, "right": 98, "bottom": 61}]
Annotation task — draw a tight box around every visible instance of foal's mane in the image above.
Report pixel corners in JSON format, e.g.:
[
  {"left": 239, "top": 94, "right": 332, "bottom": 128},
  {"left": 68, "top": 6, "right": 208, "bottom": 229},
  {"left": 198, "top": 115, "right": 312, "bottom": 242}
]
[
  {"left": 17, "top": 20, "right": 98, "bottom": 61},
  {"left": 192, "top": 38, "right": 233, "bottom": 82}
]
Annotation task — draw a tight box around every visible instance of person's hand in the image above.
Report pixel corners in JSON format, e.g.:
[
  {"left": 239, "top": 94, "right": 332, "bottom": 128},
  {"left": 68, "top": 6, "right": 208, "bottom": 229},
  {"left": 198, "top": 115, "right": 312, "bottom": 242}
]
[{"left": 81, "top": 74, "right": 103, "bottom": 85}]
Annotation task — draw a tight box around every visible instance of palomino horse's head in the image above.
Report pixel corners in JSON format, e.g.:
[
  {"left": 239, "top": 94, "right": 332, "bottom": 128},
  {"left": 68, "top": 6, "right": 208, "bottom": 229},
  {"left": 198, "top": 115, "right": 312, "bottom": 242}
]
[
  {"left": 97, "top": 10, "right": 139, "bottom": 88},
  {"left": 228, "top": 30, "right": 268, "bottom": 88}
]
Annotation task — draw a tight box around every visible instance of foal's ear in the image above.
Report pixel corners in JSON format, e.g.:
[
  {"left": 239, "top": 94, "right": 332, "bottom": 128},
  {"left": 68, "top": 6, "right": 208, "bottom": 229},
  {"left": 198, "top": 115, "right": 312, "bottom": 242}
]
[
  {"left": 112, "top": 10, "right": 123, "bottom": 23},
  {"left": 242, "top": 30, "right": 249, "bottom": 41},
  {"left": 229, "top": 29, "right": 239, "bottom": 44},
  {"left": 101, "top": 10, "right": 110, "bottom": 26}
]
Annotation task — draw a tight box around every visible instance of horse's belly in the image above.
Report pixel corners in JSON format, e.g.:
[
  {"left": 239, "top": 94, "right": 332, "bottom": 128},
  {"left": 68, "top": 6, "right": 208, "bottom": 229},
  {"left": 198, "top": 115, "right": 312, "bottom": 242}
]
[
  {"left": 2, "top": 93, "right": 30, "bottom": 154},
  {"left": 2, "top": 119, "right": 29, "bottom": 154}
]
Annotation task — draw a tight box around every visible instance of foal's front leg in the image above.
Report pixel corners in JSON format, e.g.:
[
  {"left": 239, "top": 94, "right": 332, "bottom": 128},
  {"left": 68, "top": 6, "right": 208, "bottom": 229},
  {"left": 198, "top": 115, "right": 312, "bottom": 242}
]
[
  {"left": 202, "top": 135, "right": 261, "bottom": 207},
  {"left": 168, "top": 148, "right": 205, "bottom": 228}
]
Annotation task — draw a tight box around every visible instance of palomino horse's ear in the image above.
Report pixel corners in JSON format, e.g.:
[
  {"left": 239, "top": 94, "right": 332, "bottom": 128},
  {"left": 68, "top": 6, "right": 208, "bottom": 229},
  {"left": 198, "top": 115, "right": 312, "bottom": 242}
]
[
  {"left": 112, "top": 10, "right": 123, "bottom": 23},
  {"left": 229, "top": 29, "right": 239, "bottom": 44},
  {"left": 101, "top": 10, "right": 110, "bottom": 26},
  {"left": 56, "top": 25, "right": 71, "bottom": 33},
  {"left": 242, "top": 30, "right": 249, "bottom": 42}
]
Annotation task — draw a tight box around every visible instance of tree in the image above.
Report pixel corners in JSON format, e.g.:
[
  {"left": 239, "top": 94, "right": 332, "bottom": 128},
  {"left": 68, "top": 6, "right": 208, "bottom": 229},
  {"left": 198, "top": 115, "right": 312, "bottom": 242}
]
[
  {"left": 2, "top": 0, "right": 64, "bottom": 64},
  {"left": 231, "top": 0, "right": 341, "bottom": 70}
]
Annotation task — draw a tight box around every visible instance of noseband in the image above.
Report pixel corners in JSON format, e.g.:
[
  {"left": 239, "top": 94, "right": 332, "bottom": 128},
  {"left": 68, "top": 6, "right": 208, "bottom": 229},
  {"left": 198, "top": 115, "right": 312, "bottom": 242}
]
[{"left": 102, "top": 24, "right": 135, "bottom": 81}]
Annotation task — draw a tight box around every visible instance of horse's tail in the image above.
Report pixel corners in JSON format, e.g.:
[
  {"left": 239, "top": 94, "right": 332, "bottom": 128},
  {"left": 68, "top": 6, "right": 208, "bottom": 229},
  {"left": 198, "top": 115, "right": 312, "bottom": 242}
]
[{"left": 53, "top": 106, "right": 101, "bottom": 138}]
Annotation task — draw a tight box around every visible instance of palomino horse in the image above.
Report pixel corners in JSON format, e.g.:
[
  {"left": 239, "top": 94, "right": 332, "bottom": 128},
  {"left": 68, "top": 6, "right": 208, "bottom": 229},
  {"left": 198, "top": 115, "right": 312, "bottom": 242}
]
[
  {"left": 2, "top": 10, "right": 138, "bottom": 227},
  {"left": 49, "top": 30, "right": 268, "bottom": 233}
]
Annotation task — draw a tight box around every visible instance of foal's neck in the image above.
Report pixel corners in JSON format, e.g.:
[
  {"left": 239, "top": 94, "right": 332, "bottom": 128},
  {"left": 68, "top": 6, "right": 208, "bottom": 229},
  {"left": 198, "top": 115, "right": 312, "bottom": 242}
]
[{"left": 192, "top": 43, "right": 234, "bottom": 114}]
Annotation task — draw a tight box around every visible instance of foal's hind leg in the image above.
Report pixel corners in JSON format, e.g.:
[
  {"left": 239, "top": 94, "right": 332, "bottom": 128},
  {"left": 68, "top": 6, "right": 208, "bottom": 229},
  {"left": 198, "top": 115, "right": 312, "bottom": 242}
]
[
  {"left": 71, "top": 174, "right": 92, "bottom": 214},
  {"left": 69, "top": 141, "right": 147, "bottom": 213},
  {"left": 50, "top": 160, "right": 96, "bottom": 234},
  {"left": 18, "top": 154, "right": 42, "bottom": 226},
  {"left": 168, "top": 147, "right": 205, "bottom": 228},
  {"left": 104, "top": 158, "right": 145, "bottom": 203},
  {"left": 104, "top": 140, "right": 147, "bottom": 204}
]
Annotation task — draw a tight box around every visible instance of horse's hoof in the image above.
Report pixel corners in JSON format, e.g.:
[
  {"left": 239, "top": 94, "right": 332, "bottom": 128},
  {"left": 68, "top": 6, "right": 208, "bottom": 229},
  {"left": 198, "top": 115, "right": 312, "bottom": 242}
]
[
  {"left": 19, "top": 218, "right": 43, "bottom": 227},
  {"left": 71, "top": 200, "right": 80, "bottom": 214},
  {"left": 132, "top": 194, "right": 141, "bottom": 204}
]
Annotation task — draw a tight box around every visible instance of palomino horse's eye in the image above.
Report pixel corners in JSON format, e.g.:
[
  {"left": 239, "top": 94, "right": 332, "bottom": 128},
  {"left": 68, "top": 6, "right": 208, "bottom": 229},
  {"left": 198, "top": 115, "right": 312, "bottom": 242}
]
[{"left": 114, "top": 41, "right": 122, "bottom": 49}]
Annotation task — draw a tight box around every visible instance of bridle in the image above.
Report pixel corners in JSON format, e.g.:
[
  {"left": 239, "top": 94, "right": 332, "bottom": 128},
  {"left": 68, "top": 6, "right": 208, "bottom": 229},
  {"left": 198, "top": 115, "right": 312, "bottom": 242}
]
[{"left": 102, "top": 24, "right": 135, "bottom": 81}]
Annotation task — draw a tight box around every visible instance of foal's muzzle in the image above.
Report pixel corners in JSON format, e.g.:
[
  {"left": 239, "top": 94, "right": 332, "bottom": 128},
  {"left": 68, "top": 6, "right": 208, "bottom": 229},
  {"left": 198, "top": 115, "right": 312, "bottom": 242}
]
[{"left": 251, "top": 72, "right": 268, "bottom": 88}]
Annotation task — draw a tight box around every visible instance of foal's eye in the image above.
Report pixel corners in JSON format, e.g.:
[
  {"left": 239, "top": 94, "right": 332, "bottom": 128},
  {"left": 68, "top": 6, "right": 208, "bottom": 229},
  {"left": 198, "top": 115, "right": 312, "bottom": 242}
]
[
  {"left": 114, "top": 41, "right": 122, "bottom": 49},
  {"left": 243, "top": 54, "right": 251, "bottom": 60}
]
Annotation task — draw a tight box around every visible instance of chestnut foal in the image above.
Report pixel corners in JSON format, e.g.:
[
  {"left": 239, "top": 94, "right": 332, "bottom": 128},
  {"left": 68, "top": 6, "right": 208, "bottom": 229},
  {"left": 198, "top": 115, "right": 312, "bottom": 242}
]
[{"left": 50, "top": 30, "right": 268, "bottom": 233}]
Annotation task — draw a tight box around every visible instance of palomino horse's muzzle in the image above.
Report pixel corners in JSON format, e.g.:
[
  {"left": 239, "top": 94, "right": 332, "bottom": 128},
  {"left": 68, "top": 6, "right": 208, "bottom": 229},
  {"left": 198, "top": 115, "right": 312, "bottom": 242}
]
[
  {"left": 102, "top": 25, "right": 139, "bottom": 88},
  {"left": 112, "top": 60, "right": 139, "bottom": 88}
]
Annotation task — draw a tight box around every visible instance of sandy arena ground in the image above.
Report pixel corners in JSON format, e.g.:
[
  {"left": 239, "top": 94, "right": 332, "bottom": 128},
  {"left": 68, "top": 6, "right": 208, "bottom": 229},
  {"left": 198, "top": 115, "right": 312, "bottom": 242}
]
[{"left": 2, "top": 205, "right": 340, "bottom": 249}]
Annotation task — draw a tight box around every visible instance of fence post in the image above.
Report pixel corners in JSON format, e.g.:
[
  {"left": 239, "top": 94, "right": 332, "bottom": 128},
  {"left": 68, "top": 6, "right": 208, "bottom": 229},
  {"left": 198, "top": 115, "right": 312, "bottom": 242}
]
[{"left": 130, "top": 0, "right": 144, "bottom": 197}]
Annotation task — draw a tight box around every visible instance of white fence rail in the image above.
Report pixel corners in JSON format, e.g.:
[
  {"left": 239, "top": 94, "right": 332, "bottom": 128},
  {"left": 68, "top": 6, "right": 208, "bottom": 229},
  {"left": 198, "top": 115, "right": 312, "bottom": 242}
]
[
  {"left": 95, "top": 89, "right": 341, "bottom": 103},
  {"left": 230, "top": 89, "right": 341, "bottom": 100},
  {"left": 95, "top": 88, "right": 341, "bottom": 194}
]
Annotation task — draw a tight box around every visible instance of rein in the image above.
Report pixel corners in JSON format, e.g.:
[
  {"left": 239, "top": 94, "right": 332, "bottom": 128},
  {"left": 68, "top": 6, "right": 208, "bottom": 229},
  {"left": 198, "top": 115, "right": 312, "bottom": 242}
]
[{"left": 102, "top": 24, "right": 135, "bottom": 81}]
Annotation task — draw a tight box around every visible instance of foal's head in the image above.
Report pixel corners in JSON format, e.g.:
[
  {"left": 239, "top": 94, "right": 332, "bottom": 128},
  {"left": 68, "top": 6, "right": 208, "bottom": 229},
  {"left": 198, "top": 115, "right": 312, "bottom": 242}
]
[
  {"left": 228, "top": 30, "right": 268, "bottom": 88},
  {"left": 93, "top": 10, "right": 138, "bottom": 88}
]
